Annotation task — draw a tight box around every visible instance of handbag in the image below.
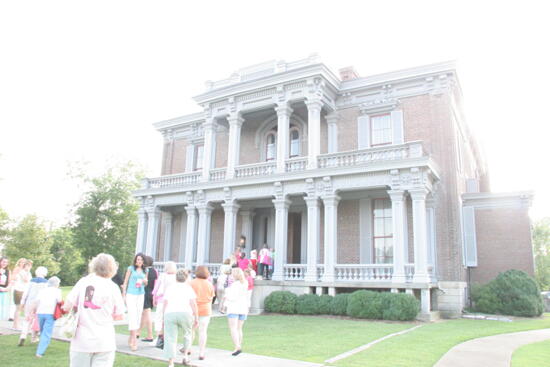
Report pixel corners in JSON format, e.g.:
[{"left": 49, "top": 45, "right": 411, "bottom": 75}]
[
  {"left": 60, "top": 309, "right": 79, "bottom": 339},
  {"left": 53, "top": 301, "right": 64, "bottom": 320}
]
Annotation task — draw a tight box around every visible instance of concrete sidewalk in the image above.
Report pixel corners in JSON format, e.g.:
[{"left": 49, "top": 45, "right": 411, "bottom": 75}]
[
  {"left": 434, "top": 328, "right": 550, "bottom": 367},
  {"left": 0, "top": 319, "right": 322, "bottom": 367}
]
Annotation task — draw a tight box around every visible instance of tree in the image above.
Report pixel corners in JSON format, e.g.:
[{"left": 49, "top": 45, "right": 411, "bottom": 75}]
[
  {"left": 71, "top": 163, "right": 143, "bottom": 272},
  {"left": 0, "top": 207, "right": 9, "bottom": 253},
  {"left": 4, "top": 215, "right": 60, "bottom": 274},
  {"left": 533, "top": 218, "right": 550, "bottom": 291},
  {"left": 50, "top": 227, "right": 84, "bottom": 285}
]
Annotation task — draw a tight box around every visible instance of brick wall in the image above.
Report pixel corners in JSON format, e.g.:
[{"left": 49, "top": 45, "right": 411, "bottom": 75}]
[
  {"left": 336, "top": 107, "right": 359, "bottom": 151},
  {"left": 209, "top": 209, "right": 224, "bottom": 263},
  {"left": 337, "top": 199, "right": 360, "bottom": 263},
  {"left": 239, "top": 122, "right": 261, "bottom": 165},
  {"left": 470, "top": 207, "right": 534, "bottom": 284},
  {"left": 215, "top": 130, "right": 229, "bottom": 168}
]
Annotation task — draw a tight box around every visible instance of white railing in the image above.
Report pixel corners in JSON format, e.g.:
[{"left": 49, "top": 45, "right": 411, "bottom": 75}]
[
  {"left": 235, "top": 161, "right": 276, "bottom": 178},
  {"left": 405, "top": 264, "right": 415, "bottom": 281},
  {"left": 285, "top": 157, "right": 308, "bottom": 173},
  {"left": 283, "top": 264, "right": 307, "bottom": 280},
  {"left": 317, "top": 142, "right": 423, "bottom": 169},
  {"left": 316, "top": 265, "right": 325, "bottom": 281},
  {"left": 335, "top": 264, "right": 393, "bottom": 281},
  {"left": 209, "top": 168, "right": 226, "bottom": 182},
  {"left": 153, "top": 262, "right": 221, "bottom": 278},
  {"left": 147, "top": 172, "right": 201, "bottom": 189}
]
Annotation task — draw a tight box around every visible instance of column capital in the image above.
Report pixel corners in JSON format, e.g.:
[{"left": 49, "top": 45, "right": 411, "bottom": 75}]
[
  {"left": 322, "top": 194, "right": 341, "bottom": 206},
  {"left": 203, "top": 118, "right": 216, "bottom": 130},
  {"left": 409, "top": 188, "right": 429, "bottom": 201},
  {"left": 272, "top": 198, "right": 291, "bottom": 210},
  {"left": 222, "top": 201, "right": 241, "bottom": 212},
  {"left": 185, "top": 205, "right": 197, "bottom": 215},
  {"left": 274, "top": 104, "right": 293, "bottom": 117},
  {"left": 325, "top": 112, "right": 339, "bottom": 125},
  {"left": 227, "top": 113, "right": 244, "bottom": 127},
  {"left": 387, "top": 189, "right": 406, "bottom": 201},
  {"left": 146, "top": 207, "right": 161, "bottom": 217},
  {"left": 305, "top": 98, "right": 323, "bottom": 112},
  {"left": 196, "top": 203, "right": 214, "bottom": 214},
  {"left": 239, "top": 209, "right": 254, "bottom": 217},
  {"left": 304, "top": 195, "right": 320, "bottom": 207}
]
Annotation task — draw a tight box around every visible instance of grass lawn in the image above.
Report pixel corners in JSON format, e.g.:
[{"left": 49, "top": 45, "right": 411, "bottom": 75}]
[
  {"left": 335, "top": 314, "right": 550, "bottom": 367},
  {"left": 0, "top": 334, "right": 166, "bottom": 367},
  {"left": 60, "top": 286, "right": 72, "bottom": 299},
  {"left": 117, "top": 314, "right": 415, "bottom": 363},
  {"left": 512, "top": 339, "right": 550, "bottom": 367}
]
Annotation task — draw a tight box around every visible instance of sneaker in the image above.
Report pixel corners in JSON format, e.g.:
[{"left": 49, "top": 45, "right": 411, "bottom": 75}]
[{"left": 17, "top": 338, "right": 25, "bottom": 347}]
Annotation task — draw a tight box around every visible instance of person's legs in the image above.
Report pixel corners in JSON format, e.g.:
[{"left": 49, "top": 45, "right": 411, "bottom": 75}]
[
  {"left": 36, "top": 314, "right": 54, "bottom": 356},
  {"left": 237, "top": 318, "right": 246, "bottom": 350},
  {"left": 227, "top": 315, "right": 240, "bottom": 352},
  {"left": 70, "top": 351, "right": 92, "bottom": 367},
  {"left": 89, "top": 351, "right": 116, "bottom": 367},
  {"left": 13, "top": 291, "right": 23, "bottom": 329},
  {"left": 198, "top": 316, "right": 211, "bottom": 357},
  {"left": 180, "top": 312, "right": 193, "bottom": 356},
  {"left": 163, "top": 312, "right": 179, "bottom": 363},
  {"left": 140, "top": 308, "right": 153, "bottom": 340}
]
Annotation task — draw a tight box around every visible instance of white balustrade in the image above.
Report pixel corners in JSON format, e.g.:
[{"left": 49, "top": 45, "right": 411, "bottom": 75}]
[
  {"left": 316, "top": 265, "right": 325, "bottom": 281},
  {"left": 283, "top": 264, "right": 307, "bottom": 280},
  {"left": 405, "top": 264, "right": 415, "bottom": 282},
  {"left": 204, "top": 263, "right": 222, "bottom": 278},
  {"left": 235, "top": 162, "right": 276, "bottom": 178},
  {"left": 335, "top": 264, "right": 394, "bottom": 281},
  {"left": 148, "top": 172, "right": 201, "bottom": 189},
  {"left": 285, "top": 157, "right": 308, "bottom": 173},
  {"left": 209, "top": 168, "right": 226, "bottom": 182},
  {"left": 318, "top": 142, "right": 423, "bottom": 169}
]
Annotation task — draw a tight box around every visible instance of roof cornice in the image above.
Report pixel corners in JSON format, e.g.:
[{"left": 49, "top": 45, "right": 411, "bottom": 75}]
[{"left": 153, "top": 112, "right": 204, "bottom": 132}]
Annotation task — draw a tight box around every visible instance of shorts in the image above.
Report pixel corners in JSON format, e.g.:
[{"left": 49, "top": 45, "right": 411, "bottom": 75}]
[
  {"left": 143, "top": 292, "right": 153, "bottom": 309},
  {"left": 14, "top": 290, "right": 23, "bottom": 305},
  {"left": 227, "top": 313, "right": 247, "bottom": 321}
]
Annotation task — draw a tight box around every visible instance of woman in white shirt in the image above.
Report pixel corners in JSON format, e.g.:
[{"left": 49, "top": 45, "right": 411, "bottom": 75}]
[
  {"left": 163, "top": 268, "right": 198, "bottom": 367},
  {"left": 151, "top": 261, "right": 177, "bottom": 347},
  {"left": 33, "top": 276, "right": 61, "bottom": 358},
  {"left": 224, "top": 268, "right": 249, "bottom": 356},
  {"left": 12, "top": 258, "right": 33, "bottom": 330}
]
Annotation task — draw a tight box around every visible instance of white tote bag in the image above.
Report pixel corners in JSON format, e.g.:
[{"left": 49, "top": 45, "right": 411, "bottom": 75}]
[{"left": 60, "top": 308, "right": 79, "bottom": 339}]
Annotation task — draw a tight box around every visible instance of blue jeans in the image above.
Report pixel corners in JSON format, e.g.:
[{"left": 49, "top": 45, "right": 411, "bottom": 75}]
[{"left": 37, "top": 314, "right": 55, "bottom": 356}]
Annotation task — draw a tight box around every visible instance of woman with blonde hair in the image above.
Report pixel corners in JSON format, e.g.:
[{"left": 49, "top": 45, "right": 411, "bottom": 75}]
[
  {"left": 224, "top": 267, "right": 249, "bottom": 356},
  {"left": 151, "top": 261, "right": 177, "bottom": 348},
  {"left": 12, "top": 258, "right": 33, "bottom": 330},
  {"left": 63, "top": 253, "right": 125, "bottom": 367}
]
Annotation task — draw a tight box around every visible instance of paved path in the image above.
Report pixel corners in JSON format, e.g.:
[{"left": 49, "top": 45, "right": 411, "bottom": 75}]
[
  {"left": 434, "top": 328, "right": 550, "bottom": 367},
  {"left": 0, "top": 319, "right": 322, "bottom": 367}
]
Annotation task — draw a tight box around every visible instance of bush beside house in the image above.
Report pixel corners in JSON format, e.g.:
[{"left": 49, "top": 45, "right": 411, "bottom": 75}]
[{"left": 264, "top": 290, "right": 419, "bottom": 320}]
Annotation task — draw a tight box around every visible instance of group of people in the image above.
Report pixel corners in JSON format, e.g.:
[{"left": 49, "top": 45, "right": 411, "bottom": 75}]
[
  {"left": 0, "top": 256, "right": 63, "bottom": 358},
  {"left": 0, "top": 242, "right": 276, "bottom": 367}
]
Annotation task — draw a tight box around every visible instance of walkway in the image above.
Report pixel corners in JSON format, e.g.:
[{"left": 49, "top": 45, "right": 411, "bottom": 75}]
[{"left": 434, "top": 328, "right": 550, "bottom": 367}]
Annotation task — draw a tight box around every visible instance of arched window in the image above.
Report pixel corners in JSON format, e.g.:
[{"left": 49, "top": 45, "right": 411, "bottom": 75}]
[
  {"left": 290, "top": 128, "right": 300, "bottom": 157},
  {"left": 266, "top": 132, "right": 276, "bottom": 161}
]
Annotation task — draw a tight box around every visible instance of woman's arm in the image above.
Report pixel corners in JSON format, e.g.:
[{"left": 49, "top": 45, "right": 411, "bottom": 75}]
[
  {"left": 190, "top": 298, "right": 199, "bottom": 327},
  {"left": 121, "top": 269, "right": 131, "bottom": 297}
]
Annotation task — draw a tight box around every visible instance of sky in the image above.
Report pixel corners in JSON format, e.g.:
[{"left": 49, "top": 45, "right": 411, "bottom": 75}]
[{"left": 0, "top": 0, "right": 549, "bottom": 225}]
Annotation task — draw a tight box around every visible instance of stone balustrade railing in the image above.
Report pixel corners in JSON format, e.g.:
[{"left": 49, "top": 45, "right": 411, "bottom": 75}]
[
  {"left": 283, "top": 264, "right": 307, "bottom": 280},
  {"left": 285, "top": 157, "right": 308, "bottom": 173},
  {"left": 317, "top": 265, "right": 325, "bottom": 281},
  {"left": 335, "top": 264, "right": 393, "bottom": 281},
  {"left": 146, "top": 172, "right": 201, "bottom": 189},
  {"left": 405, "top": 264, "right": 415, "bottom": 281},
  {"left": 235, "top": 161, "right": 277, "bottom": 178},
  {"left": 318, "top": 142, "right": 423, "bottom": 169},
  {"left": 209, "top": 168, "right": 226, "bottom": 182}
]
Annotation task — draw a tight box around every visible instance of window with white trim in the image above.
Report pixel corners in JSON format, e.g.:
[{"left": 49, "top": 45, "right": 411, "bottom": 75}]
[
  {"left": 289, "top": 128, "right": 300, "bottom": 157},
  {"left": 370, "top": 114, "right": 392, "bottom": 146},
  {"left": 266, "top": 132, "right": 276, "bottom": 161},
  {"left": 194, "top": 144, "right": 204, "bottom": 170},
  {"left": 373, "top": 198, "right": 393, "bottom": 264}
]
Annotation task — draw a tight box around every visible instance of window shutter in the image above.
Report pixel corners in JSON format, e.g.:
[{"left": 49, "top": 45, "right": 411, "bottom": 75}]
[
  {"left": 391, "top": 110, "right": 404, "bottom": 145},
  {"left": 357, "top": 115, "right": 370, "bottom": 149},
  {"left": 462, "top": 206, "right": 478, "bottom": 267},
  {"left": 185, "top": 144, "right": 194, "bottom": 172}
]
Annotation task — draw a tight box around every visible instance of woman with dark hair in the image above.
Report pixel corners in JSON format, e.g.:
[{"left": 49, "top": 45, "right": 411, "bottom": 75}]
[
  {"left": 190, "top": 266, "right": 215, "bottom": 360},
  {"left": 0, "top": 257, "right": 11, "bottom": 321},
  {"left": 139, "top": 255, "right": 158, "bottom": 342},
  {"left": 121, "top": 253, "right": 148, "bottom": 351}
]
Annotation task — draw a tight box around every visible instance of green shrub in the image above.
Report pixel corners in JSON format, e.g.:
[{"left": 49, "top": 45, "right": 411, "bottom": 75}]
[
  {"left": 296, "top": 294, "right": 320, "bottom": 315},
  {"left": 318, "top": 295, "right": 333, "bottom": 314},
  {"left": 330, "top": 293, "right": 349, "bottom": 315},
  {"left": 347, "top": 290, "right": 385, "bottom": 319},
  {"left": 264, "top": 291, "right": 298, "bottom": 314},
  {"left": 382, "top": 293, "right": 420, "bottom": 321},
  {"left": 472, "top": 269, "right": 544, "bottom": 317}
]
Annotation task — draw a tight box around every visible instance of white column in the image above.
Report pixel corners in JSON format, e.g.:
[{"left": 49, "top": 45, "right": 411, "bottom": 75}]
[
  {"left": 226, "top": 114, "right": 244, "bottom": 179},
  {"left": 304, "top": 196, "right": 320, "bottom": 282},
  {"left": 275, "top": 104, "right": 293, "bottom": 173},
  {"left": 272, "top": 198, "right": 290, "bottom": 281},
  {"left": 421, "top": 288, "right": 431, "bottom": 313},
  {"left": 135, "top": 207, "right": 148, "bottom": 254},
  {"left": 388, "top": 190, "right": 407, "bottom": 283},
  {"left": 145, "top": 208, "right": 160, "bottom": 259},
  {"left": 184, "top": 206, "right": 197, "bottom": 270},
  {"left": 177, "top": 213, "right": 187, "bottom": 263},
  {"left": 240, "top": 210, "right": 254, "bottom": 253},
  {"left": 201, "top": 119, "right": 216, "bottom": 181},
  {"left": 322, "top": 194, "right": 340, "bottom": 282},
  {"left": 305, "top": 99, "right": 323, "bottom": 169},
  {"left": 196, "top": 203, "right": 213, "bottom": 265},
  {"left": 410, "top": 188, "right": 430, "bottom": 283},
  {"left": 162, "top": 212, "right": 173, "bottom": 261},
  {"left": 222, "top": 201, "right": 240, "bottom": 260},
  {"left": 326, "top": 112, "right": 339, "bottom": 154}
]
